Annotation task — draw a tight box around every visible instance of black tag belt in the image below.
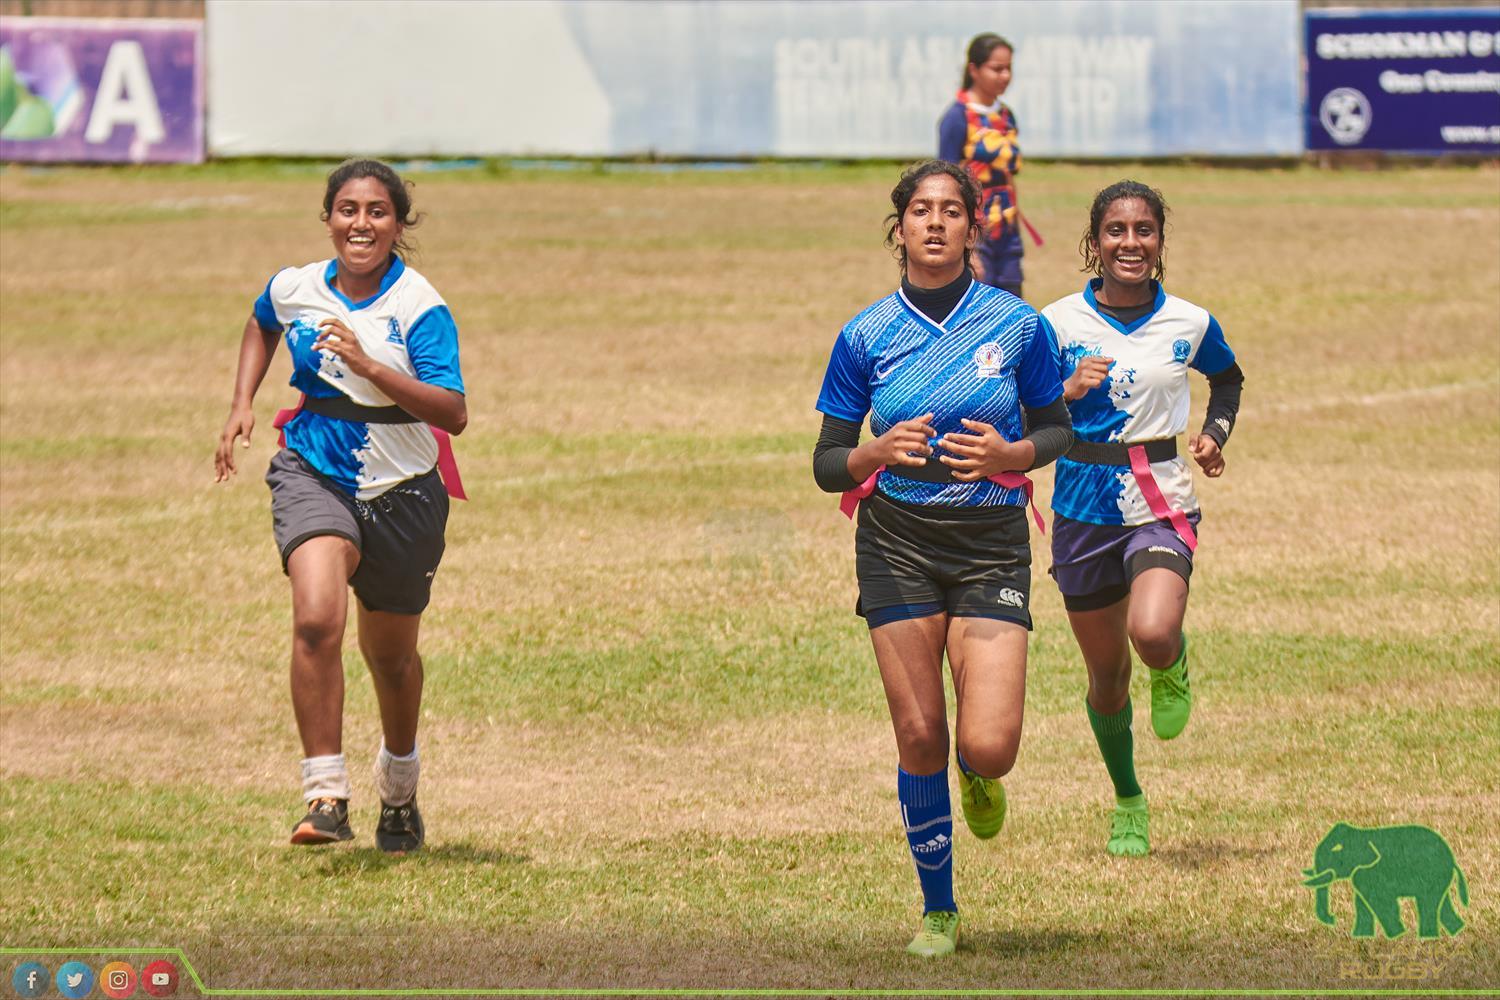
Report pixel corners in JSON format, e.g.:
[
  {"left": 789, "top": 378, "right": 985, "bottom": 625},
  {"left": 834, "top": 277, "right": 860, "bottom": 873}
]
[
  {"left": 883, "top": 458, "right": 957, "bottom": 484},
  {"left": 1065, "top": 437, "right": 1177, "bottom": 465},
  {"left": 301, "top": 395, "right": 419, "bottom": 424}
]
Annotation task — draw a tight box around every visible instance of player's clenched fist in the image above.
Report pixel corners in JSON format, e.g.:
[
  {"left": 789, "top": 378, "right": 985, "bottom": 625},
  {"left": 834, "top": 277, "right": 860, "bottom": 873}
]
[
  {"left": 1189, "top": 434, "right": 1225, "bottom": 478},
  {"left": 869, "top": 412, "right": 937, "bottom": 467},
  {"left": 1064, "top": 354, "right": 1113, "bottom": 401}
]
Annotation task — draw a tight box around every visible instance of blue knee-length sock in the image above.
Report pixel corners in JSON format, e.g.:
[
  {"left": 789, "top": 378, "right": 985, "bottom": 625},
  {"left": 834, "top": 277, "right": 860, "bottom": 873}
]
[{"left": 897, "top": 766, "right": 955, "bottom": 914}]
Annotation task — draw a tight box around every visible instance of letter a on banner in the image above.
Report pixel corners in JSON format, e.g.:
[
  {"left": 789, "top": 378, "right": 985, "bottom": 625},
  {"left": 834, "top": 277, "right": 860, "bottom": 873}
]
[{"left": 85, "top": 40, "right": 165, "bottom": 144}]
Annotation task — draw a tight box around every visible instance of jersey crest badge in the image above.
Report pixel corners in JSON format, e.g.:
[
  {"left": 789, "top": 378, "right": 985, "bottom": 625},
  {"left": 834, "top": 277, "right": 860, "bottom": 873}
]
[
  {"left": 1172, "top": 339, "right": 1191, "bottom": 363},
  {"left": 973, "top": 342, "right": 1005, "bottom": 379},
  {"left": 386, "top": 317, "right": 404, "bottom": 345}
]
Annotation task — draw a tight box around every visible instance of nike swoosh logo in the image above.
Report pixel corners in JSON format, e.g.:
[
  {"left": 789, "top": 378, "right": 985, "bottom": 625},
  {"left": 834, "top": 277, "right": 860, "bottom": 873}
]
[{"left": 875, "top": 362, "right": 901, "bottom": 379}]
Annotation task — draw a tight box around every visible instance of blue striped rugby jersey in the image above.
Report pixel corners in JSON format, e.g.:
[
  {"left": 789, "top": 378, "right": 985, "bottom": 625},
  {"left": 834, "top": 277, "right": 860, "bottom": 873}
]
[
  {"left": 1041, "top": 279, "right": 1236, "bottom": 526},
  {"left": 816, "top": 279, "right": 1063, "bottom": 508},
  {"left": 254, "top": 256, "right": 464, "bottom": 500}
]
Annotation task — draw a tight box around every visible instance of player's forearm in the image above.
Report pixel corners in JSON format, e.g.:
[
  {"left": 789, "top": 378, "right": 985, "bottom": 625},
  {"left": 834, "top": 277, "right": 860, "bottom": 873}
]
[
  {"left": 1020, "top": 396, "right": 1073, "bottom": 470},
  {"left": 230, "top": 314, "right": 280, "bottom": 409},
  {"left": 1201, "top": 362, "right": 1244, "bottom": 449},
  {"left": 812, "top": 414, "right": 862, "bottom": 493},
  {"left": 361, "top": 365, "right": 468, "bottom": 436}
]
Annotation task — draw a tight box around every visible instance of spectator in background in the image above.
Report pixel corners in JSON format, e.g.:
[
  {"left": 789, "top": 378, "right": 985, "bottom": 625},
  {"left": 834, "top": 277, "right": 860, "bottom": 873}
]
[{"left": 938, "top": 33, "right": 1037, "bottom": 299}]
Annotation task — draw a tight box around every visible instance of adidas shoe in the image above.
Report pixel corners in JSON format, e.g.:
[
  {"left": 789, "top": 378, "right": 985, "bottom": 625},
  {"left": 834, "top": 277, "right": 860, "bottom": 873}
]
[
  {"left": 958, "top": 769, "right": 1006, "bottom": 840},
  {"left": 907, "top": 909, "right": 960, "bottom": 957},
  {"left": 1150, "top": 634, "right": 1192, "bottom": 740},
  {"left": 1106, "top": 795, "right": 1150, "bottom": 857},
  {"left": 376, "top": 798, "right": 424, "bottom": 854},
  {"left": 290, "top": 797, "right": 353, "bottom": 845}
]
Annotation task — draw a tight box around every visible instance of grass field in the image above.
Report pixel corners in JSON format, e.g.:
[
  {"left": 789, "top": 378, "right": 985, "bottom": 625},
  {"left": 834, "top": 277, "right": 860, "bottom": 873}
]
[{"left": 1, "top": 159, "right": 1497, "bottom": 996}]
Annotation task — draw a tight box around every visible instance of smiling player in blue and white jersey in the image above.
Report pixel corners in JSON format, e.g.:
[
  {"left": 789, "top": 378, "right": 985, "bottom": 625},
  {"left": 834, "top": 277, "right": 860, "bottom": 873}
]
[
  {"left": 1040, "top": 180, "right": 1244, "bottom": 859},
  {"left": 214, "top": 159, "right": 466, "bottom": 854},
  {"left": 813, "top": 160, "right": 1072, "bottom": 958}
]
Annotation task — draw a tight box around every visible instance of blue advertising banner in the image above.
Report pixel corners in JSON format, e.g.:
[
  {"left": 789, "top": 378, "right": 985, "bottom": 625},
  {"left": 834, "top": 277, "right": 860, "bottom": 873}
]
[
  {"left": 0, "top": 16, "right": 204, "bottom": 163},
  {"left": 1306, "top": 8, "right": 1500, "bottom": 154}
]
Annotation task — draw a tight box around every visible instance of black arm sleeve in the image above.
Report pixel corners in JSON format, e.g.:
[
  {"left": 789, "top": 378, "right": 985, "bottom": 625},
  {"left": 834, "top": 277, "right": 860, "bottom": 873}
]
[
  {"left": 1021, "top": 395, "right": 1074, "bottom": 471},
  {"left": 812, "top": 413, "right": 863, "bottom": 493},
  {"left": 1201, "top": 362, "right": 1244, "bottom": 449}
]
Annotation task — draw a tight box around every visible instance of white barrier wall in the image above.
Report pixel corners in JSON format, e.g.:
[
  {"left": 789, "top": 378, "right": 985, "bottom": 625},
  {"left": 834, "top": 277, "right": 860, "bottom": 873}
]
[{"left": 206, "top": 0, "right": 1301, "bottom": 158}]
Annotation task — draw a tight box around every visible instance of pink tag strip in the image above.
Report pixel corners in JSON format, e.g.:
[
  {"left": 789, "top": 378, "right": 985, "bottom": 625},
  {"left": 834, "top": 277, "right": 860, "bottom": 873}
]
[
  {"left": 272, "top": 393, "right": 467, "bottom": 501},
  {"left": 429, "top": 427, "right": 467, "bottom": 500},
  {"left": 840, "top": 465, "right": 1044, "bottom": 533},
  {"left": 1127, "top": 444, "right": 1196, "bottom": 551},
  {"left": 272, "top": 393, "right": 305, "bottom": 448}
]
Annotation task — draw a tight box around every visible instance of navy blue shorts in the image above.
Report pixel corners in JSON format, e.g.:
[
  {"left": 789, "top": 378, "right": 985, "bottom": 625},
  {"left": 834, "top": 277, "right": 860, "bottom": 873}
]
[
  {"left": 976, "top": 241, "right": 1023, "bottom": 298},
  {"left": 1049, "top": 512, "right": 1200, "bottom": 612}
]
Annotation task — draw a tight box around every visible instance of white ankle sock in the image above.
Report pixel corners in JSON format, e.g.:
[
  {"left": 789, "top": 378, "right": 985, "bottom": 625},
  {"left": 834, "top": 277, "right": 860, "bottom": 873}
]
[
  {"left": 300, "top": 753, "right": 351, "bottom": 802},
  {"left": 375, "top": 741, "right": 419, "bottom": 806}
]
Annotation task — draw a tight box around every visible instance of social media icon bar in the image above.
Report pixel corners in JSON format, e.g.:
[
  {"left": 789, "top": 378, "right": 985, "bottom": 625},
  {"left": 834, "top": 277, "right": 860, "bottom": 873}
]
[
  {"left": 11, "top": 963, "right": 48, "bottom": 999},
  {"left": 138, "top": 960, "right": 177, "bottom": 998},
  {"left": 100, "top": 960, "right": 138, "bottom": 999},
  {"left": 56, "top": 960, "right": 94, "bottom": 999}
]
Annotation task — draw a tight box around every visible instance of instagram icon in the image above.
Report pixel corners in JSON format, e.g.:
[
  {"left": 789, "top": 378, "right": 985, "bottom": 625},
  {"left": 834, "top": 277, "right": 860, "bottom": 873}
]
[{"left": 101, "top": 961, "right": 138, "bottom": 999}]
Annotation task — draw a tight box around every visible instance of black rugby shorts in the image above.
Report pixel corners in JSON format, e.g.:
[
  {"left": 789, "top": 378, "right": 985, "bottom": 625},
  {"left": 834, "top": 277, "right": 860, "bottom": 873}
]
[{"left": 854, "top": 491, "right": 1032, "bottom": 629}]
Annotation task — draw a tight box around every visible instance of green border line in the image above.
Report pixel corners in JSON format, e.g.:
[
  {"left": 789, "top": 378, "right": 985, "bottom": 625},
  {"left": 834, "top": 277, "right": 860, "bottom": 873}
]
[{"left": 3, "top": 948, "right": 1494, "bottom": 998}]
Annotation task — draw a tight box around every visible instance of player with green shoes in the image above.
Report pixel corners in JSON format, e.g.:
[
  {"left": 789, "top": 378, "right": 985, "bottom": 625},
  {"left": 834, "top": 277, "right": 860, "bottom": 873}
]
[
  {"left": 1038, "top": 181, "right": 1244, "bottom": 857},
  {"left": 813, "top": 161, "right": 1072, "bottom": 955}
]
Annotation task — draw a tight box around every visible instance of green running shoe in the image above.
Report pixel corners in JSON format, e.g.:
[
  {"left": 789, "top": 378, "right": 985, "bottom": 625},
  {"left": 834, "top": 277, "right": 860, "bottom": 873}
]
[
  {"left": 958, "top": 768, "right": 1006, "bottom": 840},
  {"left": 1150, "top": 634, "right": 1192, "bottom": 740},
  {"left": 1106, "top": 794, "right": 1150, "bottom": 857},
  {"left": 906, "top": 909, "right": 960, "bottom": 957}
]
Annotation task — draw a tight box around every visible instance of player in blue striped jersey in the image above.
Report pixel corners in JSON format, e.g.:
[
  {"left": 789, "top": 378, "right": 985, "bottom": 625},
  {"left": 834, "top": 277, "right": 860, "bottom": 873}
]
[
  {"left": 214, "top": 160, "right": 467, "bottom": 853},
  {"left": 1040, "top": 181, "right": 1244, "bottom": 859},
  {"left": 813, "top": 161, "right": 1072, "bottom": 957}
]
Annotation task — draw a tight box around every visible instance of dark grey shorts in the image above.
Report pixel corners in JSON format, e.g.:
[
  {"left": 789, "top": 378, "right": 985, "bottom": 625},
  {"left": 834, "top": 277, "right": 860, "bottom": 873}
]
[
  {"left": 854, "top": 491, "right": 1033, "bottom": 629},
  {"left": 265, "top": 449, "right": 449, "bottom": 615}
]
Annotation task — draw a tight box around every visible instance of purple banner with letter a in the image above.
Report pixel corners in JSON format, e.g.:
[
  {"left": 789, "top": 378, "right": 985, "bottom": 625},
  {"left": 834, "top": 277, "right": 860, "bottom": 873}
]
[
  {"left": 1306, "top": 7, "right": 1500, "bottom": 155},
  {"left": 0, "top": 16, "right": 203, "bottom": 163}
]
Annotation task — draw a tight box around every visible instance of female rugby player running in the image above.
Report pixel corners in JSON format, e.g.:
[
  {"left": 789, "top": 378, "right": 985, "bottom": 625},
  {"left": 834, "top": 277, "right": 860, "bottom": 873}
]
[
  {"left": 1040, "top": 180, "right": 1244, "bottom": 858},
  {"left": 812, "top": 160, "right": 1072, "bottom": 957},
  {"left": 214, "top": 159, "right": 467, "bottom": 854}
]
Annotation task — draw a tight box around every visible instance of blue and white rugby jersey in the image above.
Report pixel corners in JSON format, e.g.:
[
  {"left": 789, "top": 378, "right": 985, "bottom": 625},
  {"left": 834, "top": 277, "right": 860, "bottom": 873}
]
[
  {"left": 253, "top": 257, "right": 465, "bottom": 500},
  {"left": 816, "top": 280, "right": 1063, "bottom": 508},
  {"left": 1041, "top": 279, "right": 1236, "bottom": 526}
]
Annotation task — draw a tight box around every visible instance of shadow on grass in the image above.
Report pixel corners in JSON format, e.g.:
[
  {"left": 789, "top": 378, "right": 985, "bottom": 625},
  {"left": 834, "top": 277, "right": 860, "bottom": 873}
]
[
  {"left": 300, "top": 840, "right": 531, "bottom": 874},
  {"left": 961, "top": 926, "right": 1106, "bottom": 958},
  {"left": 1152, "top": 838, "right": 1275, "bottom": 871}
]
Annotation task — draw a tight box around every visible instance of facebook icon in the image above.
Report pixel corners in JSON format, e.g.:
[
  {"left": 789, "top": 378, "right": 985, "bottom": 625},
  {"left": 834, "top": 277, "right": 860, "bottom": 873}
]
[{"left": 11, "top": 962, "right": 48, "bottom": 998}]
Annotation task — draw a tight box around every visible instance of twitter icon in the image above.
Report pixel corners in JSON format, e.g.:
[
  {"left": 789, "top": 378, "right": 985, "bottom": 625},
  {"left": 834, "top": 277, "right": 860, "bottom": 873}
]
[{"left": 57, "top": 960, "right": 94, "bottom": 998}]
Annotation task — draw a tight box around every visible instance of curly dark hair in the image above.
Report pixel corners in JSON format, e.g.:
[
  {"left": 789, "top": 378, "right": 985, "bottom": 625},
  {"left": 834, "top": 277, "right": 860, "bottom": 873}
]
[
  {"left": 884, "top": 160, "right": 983, "bottom": 276},
  {"left": 1079, "top": 179, "right": 1168, "bottom": 282},
  {"left": 321, "top": 158, "right": 422, "bottom": 260}
]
